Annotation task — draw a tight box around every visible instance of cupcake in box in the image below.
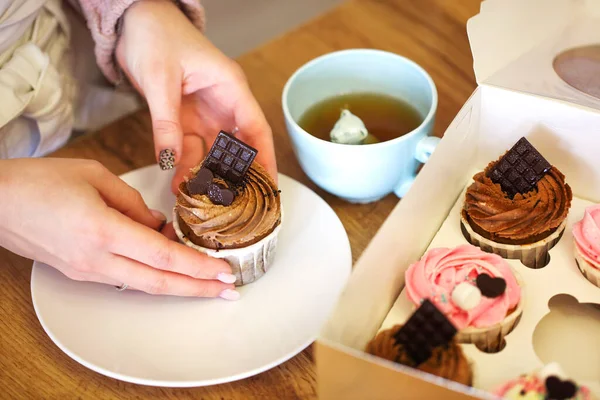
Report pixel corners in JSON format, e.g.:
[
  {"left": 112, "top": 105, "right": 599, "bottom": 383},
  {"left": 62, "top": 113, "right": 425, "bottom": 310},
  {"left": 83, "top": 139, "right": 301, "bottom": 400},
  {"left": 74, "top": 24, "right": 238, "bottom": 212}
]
[
  {"left": 173, "top": 131, "right": 282, "bottom": 286},
  {"left": 461, "top": 137, "right": 572, "bottom": 269},
  {"left": 366, "top": 299, "right": 473, "bottom": 386},
  {"left": 495, "top": 363, "right": 595, "bottom": 400},
  {"left": 404, "top": 244, "right": 523, "bottom": 352},
  {"left": 572, "top": 204, "right": 600, "bottom": 288}
]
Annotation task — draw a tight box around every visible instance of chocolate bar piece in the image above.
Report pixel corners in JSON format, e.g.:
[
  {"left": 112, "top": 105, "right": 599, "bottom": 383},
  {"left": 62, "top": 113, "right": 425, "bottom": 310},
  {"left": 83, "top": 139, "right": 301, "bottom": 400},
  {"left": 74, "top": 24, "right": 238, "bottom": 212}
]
[
  {"left": 204, "top": 131, "right": 258, "bottom": 183},
  {"left": 393, "top": 299, "right": 457, "bottom": 366},
  {"left": 488, "top": 137, "right": 551, "bottom": 199}
]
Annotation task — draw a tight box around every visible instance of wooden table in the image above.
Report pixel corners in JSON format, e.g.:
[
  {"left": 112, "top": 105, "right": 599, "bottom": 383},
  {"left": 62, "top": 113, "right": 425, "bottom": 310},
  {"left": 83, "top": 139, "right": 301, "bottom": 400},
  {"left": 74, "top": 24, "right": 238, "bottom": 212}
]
[{"left": 0, "top": 0, "right": 479, "bottom": 398}]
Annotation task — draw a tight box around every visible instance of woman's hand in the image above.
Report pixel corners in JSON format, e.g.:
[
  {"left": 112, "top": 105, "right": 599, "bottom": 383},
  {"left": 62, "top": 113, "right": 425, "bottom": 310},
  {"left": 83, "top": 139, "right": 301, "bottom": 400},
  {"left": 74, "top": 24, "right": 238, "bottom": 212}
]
[
  {"left": 0, "top": 158, "right": 239, "bottom": 299},
  {"left": 115, "top": 0, "right": 277, "bottom": 194}
]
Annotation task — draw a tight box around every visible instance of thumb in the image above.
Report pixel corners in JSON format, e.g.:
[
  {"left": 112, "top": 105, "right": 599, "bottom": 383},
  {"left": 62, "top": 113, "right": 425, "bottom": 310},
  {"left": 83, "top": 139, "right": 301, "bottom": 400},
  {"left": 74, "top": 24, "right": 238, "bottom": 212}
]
[{"left": 142, "top": 65, "right": 183, "bottom": 171}]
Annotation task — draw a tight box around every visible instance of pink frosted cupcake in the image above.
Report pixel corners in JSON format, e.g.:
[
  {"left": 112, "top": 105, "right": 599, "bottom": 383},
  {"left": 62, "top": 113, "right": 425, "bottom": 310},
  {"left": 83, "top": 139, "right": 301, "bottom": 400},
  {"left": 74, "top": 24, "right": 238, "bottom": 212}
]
[
  {"left": 495, "top": 363, "right": 594, "bottom": 399},
  {"left": 405, "top": 244, "right": 523, "bottom": 352},
  {"left": 573, "top": 205, "right": 600, "bottom": 288}
]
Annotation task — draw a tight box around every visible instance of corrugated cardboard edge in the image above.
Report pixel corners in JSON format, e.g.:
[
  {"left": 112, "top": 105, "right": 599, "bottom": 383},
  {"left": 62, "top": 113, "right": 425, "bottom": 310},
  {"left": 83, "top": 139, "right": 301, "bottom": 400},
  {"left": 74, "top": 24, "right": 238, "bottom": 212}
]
[{"left": 316, "top": 339, "right": 497, "bottom": 400}]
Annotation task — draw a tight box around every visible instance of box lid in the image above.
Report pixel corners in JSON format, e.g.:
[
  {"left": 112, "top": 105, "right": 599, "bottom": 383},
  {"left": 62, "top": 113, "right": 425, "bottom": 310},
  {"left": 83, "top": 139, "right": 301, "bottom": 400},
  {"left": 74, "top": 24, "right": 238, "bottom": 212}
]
[{"left": 467, "top": 0, "right": 600, "bottom": 110}]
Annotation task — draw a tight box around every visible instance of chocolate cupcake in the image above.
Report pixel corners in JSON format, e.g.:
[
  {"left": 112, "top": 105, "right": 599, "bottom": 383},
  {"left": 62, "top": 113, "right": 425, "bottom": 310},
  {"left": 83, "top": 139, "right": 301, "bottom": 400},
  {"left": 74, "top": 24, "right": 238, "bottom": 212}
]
[
  {"left": 173, "top": 131, "right": 282, "bottom": 286},
  {"left": 366, "top": 325, "right": 472, "bottom": 386},
  {"left": 461, "top": 137, "right": 572, "bottom": 268},
  {"left": 366, "top": 300, "right": 473, "bottom": 386}
]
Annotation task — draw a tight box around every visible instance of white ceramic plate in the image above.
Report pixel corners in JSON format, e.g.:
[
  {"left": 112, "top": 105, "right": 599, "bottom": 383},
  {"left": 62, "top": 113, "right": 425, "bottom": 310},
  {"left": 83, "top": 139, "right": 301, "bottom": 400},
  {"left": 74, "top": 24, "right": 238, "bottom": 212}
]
[{"left": 31, "top": 165, "right": 351, "bottom": 387}]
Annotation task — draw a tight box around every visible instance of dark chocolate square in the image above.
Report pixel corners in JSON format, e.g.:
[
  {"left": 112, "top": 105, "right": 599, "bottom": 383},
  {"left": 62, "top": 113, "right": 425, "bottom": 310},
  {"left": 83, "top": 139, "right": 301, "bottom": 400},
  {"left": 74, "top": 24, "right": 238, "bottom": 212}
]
[
  {"left": 506, "top": 151, "right": 519, "bottom": 165},
  {"left": 223, "top": 154, "right": 235, "bottom": 166},
  {"left": 204, "top": 131, "right": 258, "bottom": 183},
  {"left": 515, "top": 159, "right": 528, "bottom": 174},
  {"left": 240, "top": 150, "right": 253, "bottom": 161},
  {"left": 392, "top": 300, "right": 457, "bottom": 366},
  {"left": 212, "top": 148, "right": 223, "bottom": 159},
  {"left": 506, "top": 169, "right": 520, "bottom": 182},
  {"left": 487, "top": 137, "right": 551, "bottom": 199},
  {"left": 497, "top": 159, "right": 511, "bottom": 173},
  {"left": 234, "top": 161, "right": 246, "bottom": 172}
]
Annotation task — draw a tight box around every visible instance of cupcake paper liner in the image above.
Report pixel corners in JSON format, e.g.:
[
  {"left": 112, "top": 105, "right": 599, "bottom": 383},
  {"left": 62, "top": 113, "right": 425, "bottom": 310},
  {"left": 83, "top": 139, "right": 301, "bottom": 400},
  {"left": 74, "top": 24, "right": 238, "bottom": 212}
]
[
  {"left": 460, "top": 216, "right": 566, "bottom": 269},
  {"left": 455, "top": 269, "right": 525, "bottom": 353},
  {"left": 573, "top": 241, "right": 600, "bottom": 288},
  {"left": 173, "top": 210, "right": 282, "bottom": 286}
]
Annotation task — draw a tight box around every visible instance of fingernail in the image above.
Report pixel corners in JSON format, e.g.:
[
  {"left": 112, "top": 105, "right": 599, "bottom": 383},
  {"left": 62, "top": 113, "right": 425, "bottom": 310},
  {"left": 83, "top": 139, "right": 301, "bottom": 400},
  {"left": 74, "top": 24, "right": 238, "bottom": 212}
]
[
  {"left": 217, "top": 273, "right": 237, "bottom": 284},
  {"left": 150, "top": 209, "right": 167, "bottom": 231},
  {"left": 219, "top": 289, "right": 240, "bottom": 301},
  {"left": 159, "top": 149, "right": 175, "bottom": 170},
  {"left": 150, "top": 209, "right": 167, "bottom": 221}
]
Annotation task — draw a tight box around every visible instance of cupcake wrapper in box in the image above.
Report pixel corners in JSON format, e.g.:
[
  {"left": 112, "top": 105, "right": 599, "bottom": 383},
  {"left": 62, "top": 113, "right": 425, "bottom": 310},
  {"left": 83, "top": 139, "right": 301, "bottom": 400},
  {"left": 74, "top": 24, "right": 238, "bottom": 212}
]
[
  {"left": 173, "top": 210, "right": 282, "bottom": 286},
  {"left": 461, "top": 216, "right": 566, "bottom": 269},
  {"left": 573, "top": 241, "right": 600, "bottom": 288}
]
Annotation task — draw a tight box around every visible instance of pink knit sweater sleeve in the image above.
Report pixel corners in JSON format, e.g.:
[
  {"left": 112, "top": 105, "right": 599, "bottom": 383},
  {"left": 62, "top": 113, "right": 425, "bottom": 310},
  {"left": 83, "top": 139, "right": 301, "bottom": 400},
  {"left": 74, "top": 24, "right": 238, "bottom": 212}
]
[{"left": 74, "top": 0, "right": 206, "bottom": 83}]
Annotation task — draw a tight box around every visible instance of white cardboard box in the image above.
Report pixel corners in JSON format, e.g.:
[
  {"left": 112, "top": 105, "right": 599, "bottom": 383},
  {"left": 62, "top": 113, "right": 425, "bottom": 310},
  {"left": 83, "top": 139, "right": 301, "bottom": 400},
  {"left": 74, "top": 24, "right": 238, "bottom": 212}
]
[{"left": 316, "top": 0, "right": 600, "bottom": 398}]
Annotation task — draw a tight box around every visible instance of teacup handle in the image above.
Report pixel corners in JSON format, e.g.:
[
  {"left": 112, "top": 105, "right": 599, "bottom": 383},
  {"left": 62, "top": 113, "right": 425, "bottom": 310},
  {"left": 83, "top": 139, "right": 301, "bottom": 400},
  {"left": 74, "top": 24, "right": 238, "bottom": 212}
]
[{"left": 394, "top": 136, "right": 441, "bottom": 198}]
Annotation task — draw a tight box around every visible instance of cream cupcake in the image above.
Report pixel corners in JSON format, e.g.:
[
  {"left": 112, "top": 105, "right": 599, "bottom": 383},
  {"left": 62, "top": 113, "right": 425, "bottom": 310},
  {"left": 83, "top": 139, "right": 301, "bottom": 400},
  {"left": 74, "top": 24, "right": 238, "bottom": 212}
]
[
  {"left": 494, "top": 363, "right": 595, "bottom": 400},
  {"left": 404, "top": 244, "right": 523, "bottom": 352},
  {"left": 173, "top": 131, "right": 282, "bottom": 286},
  {"left": 572, "top": 204, "right": 600, "bottom": 288},
  {"left": 461, "top": 137, "right": 572, "bottom": 269}
]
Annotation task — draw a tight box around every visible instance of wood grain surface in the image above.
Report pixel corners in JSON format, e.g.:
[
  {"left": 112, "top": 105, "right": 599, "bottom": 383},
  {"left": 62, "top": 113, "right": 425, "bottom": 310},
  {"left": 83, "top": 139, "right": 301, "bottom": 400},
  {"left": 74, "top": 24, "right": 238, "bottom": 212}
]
[{"left": 0, "top": 0, "right": 479, "bottom": 398}]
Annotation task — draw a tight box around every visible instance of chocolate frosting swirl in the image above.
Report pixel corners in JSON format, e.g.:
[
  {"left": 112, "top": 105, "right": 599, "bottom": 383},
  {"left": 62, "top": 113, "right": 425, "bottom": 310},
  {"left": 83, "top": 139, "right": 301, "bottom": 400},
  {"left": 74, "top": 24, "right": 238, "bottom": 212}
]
[
  {"left": 175, "top": 162, "right": 281, "bottom": 250},
  {"left": 366, "top": 325, "right": 472, "bottom": 386},
  {"left": 463, "top": 162, "right": 572, "bottom": 244}
]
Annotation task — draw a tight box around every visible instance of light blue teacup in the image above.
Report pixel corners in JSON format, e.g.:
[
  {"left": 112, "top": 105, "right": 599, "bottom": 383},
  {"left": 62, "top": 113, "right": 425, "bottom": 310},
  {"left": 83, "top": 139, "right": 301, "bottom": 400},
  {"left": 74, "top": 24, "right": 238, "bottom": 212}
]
[{"left": 282, "top": 49, "right": 439, "bottom": 203}]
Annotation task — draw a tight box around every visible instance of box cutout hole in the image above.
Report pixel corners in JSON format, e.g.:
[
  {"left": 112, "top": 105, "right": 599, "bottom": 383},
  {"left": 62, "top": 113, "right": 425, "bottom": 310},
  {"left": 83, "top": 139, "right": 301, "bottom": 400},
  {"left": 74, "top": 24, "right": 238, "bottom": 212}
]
[
  {"left": 554, "top": 45, "right": 600, "bottom": 101},
  {"left": 533, "top": 294, "right": 600, "bottom": 381},
  {"left": 475, "top": 338, "right": 506, "bottom": 354}
]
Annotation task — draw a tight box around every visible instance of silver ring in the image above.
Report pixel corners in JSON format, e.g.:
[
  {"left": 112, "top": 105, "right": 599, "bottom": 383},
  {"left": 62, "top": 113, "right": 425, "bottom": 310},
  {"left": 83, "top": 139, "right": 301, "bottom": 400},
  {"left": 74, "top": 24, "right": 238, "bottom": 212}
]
[
  {"left": 231, "top": 126, "right": 239, "bottom": 136},
  {"left": 115, "top": 283, "right": 128, "bottom": 291}
]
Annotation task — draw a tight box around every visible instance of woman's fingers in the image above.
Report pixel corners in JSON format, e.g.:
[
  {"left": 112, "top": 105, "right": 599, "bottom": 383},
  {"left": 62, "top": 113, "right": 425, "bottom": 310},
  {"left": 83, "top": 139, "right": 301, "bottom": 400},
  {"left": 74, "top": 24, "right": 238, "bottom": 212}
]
[
  {"left": 84, "top": 161, "right": 166, "bottom": 230},
  {"left": 104, "top": 210, "right": 236, "bottom": 283},
  {"left": 141, "top": 63, "right": 184, "bottom": 171},
  {"left": 226, "top": 79, "right": 277, "bottom": 182},
  {"left": 171, "top": 134, "right": 205, "bottom": 195},
  {"left": 161, "top": 221, "right": 178, "bottom": 241},
  {"left": 102, "top": 253, "right": 238, "bottom": 299}
]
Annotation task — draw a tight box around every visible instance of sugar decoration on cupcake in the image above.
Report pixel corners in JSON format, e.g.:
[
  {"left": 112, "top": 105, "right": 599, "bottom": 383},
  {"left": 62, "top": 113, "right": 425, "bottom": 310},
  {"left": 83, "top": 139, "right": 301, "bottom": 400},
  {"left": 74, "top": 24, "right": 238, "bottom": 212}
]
[
  {"left": 186, "top": 130, "right": 258, "bottom": 206},
  {"left": 451, "top": 282, "right": 482, "bottom": 311},
  {"left": 445, "top": 273, "right": 507, "bottom": 312},
  {"left": 393, "top": 299, "right": 457, "bottom": 366},
  {"left": 487, "top": 137, "right": 551, "bottom": 199}
]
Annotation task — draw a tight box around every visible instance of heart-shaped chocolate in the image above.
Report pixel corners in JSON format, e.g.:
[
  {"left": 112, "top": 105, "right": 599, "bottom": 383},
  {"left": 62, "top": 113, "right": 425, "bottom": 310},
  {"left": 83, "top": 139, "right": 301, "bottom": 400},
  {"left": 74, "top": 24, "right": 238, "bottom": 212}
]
[
  {"left": 545, "top": 376, "right": 577, "bottom": 400},
  {"left": 187, "top": 167, "right": 235, "bottom": 206},
  {"left": 207, "top": 183, "right": 235, "bottom": 206},
  {"left": 186, "top": 167, "right": 214, "bottom": 195},
  {"left": 475, "top": 273, "right": 506, "bottom": 298}
]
